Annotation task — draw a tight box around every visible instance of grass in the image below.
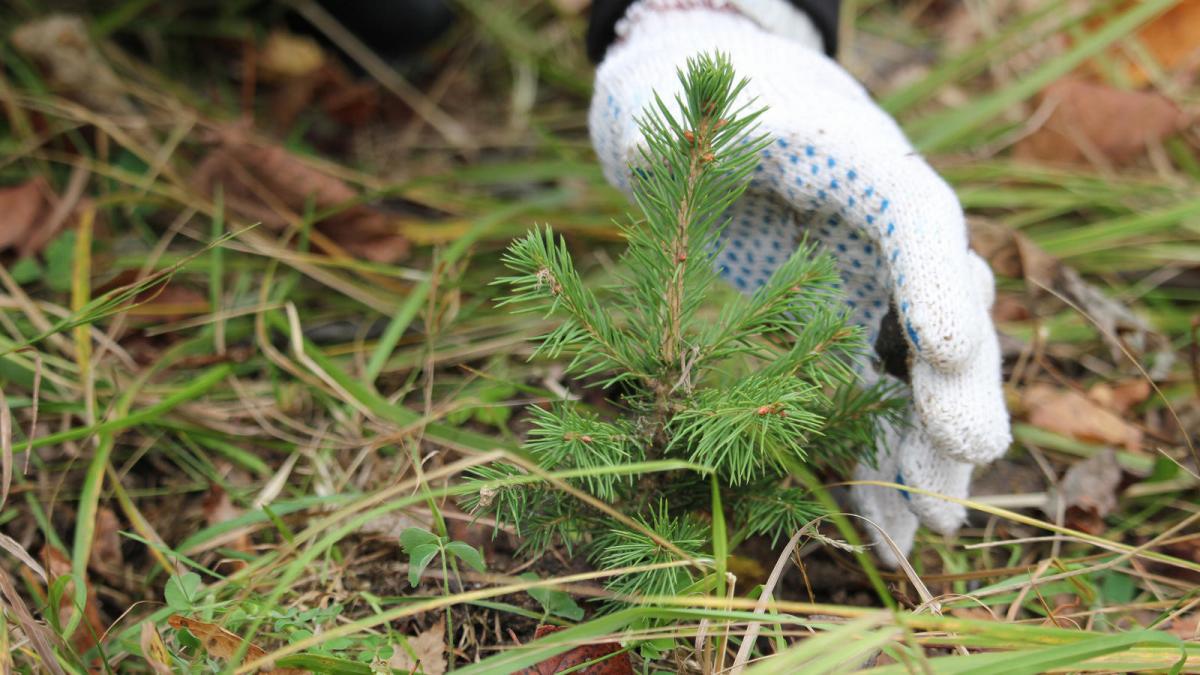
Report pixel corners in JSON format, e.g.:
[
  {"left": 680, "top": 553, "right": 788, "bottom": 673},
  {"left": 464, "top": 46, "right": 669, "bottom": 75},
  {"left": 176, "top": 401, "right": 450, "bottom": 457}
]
[{"left": 0, "top": 0, "right": 1198, "bottom": 673}]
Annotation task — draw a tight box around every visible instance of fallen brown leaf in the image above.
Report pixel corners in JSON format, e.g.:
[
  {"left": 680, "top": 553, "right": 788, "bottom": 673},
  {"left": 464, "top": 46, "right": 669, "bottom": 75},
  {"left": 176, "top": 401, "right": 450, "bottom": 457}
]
[
  {"left": 1044, "top": 448, "right": 1123, "bottom": 534},
  {"left": 991, "top": 293, "right": 1031, "bottom": 323},
  {"left": 88, "top": 506, "right": 124, "bottom": 582},
  {"left": 202, "top": 485, "right": 251, "bottom": 568},
  {"left": 167, "top": 615, "right": 305, "bottom": 674},
  {"left": 1167, "top": 613, "right": 1200, "bottom": 640},
  {"left": 1014, "top": 78, "right": 1190, "bottom": 166},
  {"left": 1023, "top": 383, "right": 1143, "bottom": 450},
  {"left": 1088, "top": 379, "right": 1152, "bottom": 415},
  {"left": 516, "top": 625, "right": 633, "bottom": 675},
  {"left": 0, "top": 179, "right": 47, "bottom": 251},
  {"left": 0, "top": 177, "right": 89, "bottom": 257},
  {"left": 191, "top": 125, "right": 408, "bottom": 263},
  {"left": 1084, "top": 0, "right": 1200, "bottom": 86},
  {"left": 389, "top": 618, "right": 447, "bottom": 675}
]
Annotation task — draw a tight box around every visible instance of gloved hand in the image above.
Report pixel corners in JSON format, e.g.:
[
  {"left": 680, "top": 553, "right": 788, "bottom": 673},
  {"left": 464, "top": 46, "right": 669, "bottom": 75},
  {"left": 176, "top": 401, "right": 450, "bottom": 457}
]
[{"left": 589, "top": 0, "right": 1011, "bottom": 566}]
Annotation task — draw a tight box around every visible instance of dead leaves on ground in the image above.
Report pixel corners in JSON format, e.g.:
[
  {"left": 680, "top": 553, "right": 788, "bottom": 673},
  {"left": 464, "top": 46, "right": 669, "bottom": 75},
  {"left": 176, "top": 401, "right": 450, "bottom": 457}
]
[
  {"left": 12, "top": 14, "right": 406, "bottom": 267},
  {"left": 0, "top": 177, "right": 90, "bottom": 257},
  {"left": 389, "top": 618, "right": 447, "bottom": 675},
  {"left": 140, "top": 622, "right": 175, "bottom": 675},
  {"left": 255, "top": 30, "right": 381, "bottom": 130},
  {"left": 1014, "top": 78, "right": 1192, "bottom": 166},
  {"left": 1023, "top": 383, "right": 1144, "bottom": 451},
  {"left": 971, "top": 219, "right": 1166, "bottom": 366},
  {"left": 1045, "top": 447, "right": 1124, "bottom": 534},
  {"left": 517, "top": 625, "right": 633, "bottom": 675},
  {"left": 1011, "top": 0, "right": 1200, "bottom": 167},
  {"left": 1088, "top": 0, "right": 1200, "bottom": 87},
  {"left": 167, "top": 615, "right": 306, "bottom": 674},
  {"left": 166, "top": 613, "right": 449, "bottom": 674},
  {"left": 191, "top": 125, "right": 409, "bottom": 263}
]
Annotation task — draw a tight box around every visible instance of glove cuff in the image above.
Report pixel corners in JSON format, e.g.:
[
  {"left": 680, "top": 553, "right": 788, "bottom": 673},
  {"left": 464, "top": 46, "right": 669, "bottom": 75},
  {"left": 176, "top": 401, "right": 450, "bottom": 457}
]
[{"left": 615, "top": 0, "right": 826, "bottom": 54}]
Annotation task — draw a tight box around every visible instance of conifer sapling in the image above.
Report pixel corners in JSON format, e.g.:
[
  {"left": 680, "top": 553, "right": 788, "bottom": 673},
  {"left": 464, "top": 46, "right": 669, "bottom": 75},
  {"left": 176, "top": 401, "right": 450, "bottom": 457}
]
[{"left": 464, "top": 52, "right": 897, "bottom": 601}]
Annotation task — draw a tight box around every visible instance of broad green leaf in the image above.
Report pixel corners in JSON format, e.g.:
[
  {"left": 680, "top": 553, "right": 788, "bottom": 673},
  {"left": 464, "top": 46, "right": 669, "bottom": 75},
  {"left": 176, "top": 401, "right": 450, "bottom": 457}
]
[
  {"left": 10, "top": 257, "right": 41, "bottom": 284},
  {"left": 522, "top": 573, "right": 585, "bottom": 621},
  {"left": 399, "top": 527, "right": 441, "bottom": 554},
  {"left": 445, "top": 541, "right": 486, "bottom": 573},
  {"left": 164, "top": 572, "right": 203, "bottom": 611},
  {"left": 407, "top": 543, "right": 441, "bottom": 588}
]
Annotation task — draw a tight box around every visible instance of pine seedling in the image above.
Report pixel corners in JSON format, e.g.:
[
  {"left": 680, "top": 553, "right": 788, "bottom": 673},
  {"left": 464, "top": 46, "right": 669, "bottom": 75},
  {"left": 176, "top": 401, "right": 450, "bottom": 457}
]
[{"left": 465, "top": 52, "right": 897, "bottom": 603}]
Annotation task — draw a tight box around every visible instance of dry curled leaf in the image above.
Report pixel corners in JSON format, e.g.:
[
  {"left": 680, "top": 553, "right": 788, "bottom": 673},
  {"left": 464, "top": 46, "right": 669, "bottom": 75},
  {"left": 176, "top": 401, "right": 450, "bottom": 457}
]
[
  {"left": 516, "top": 625, "right": 633, "bottom": 675},
  {"left": 167, "top": 615, "right": 306, "bottom": 674},
  {"left": 140, "top": 621, "right": 174, "bottom": 675},
  {"left": 1023, "top": 383, "right": 1142, "bottom": 451},
  {"left": 389, "top": 618, "right": 447, "bottom": 675},
  {"left": 191, "top": 125, "right": 408, "bottom": 263},
  {"left": 1014, "top": 78, "right": 1190, "bottom": 166},
  {"left": 1045, "top": 448, "right": 1123, "bottom": 534}
]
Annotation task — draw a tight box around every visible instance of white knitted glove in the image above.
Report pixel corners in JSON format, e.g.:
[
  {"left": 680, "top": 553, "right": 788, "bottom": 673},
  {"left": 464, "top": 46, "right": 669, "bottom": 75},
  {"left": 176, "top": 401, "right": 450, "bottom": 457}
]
[{"left": 589, "top": 0, "right": 1012, "bottom": 566}]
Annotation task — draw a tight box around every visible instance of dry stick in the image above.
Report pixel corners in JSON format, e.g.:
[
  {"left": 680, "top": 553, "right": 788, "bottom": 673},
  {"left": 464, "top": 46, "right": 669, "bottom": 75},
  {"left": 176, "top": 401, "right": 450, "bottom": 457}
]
[
  {"left": 22, "top": 347, "right": 41, "bottom": 475},
  {"left": 290, "top": 0, "right": 471, "bottom": 149},
  {"left": 0, "top": 386, "right": 11, "bottom": 513},
  {"left": 728, "top": 528, "right": 805, "bottom": 675}
]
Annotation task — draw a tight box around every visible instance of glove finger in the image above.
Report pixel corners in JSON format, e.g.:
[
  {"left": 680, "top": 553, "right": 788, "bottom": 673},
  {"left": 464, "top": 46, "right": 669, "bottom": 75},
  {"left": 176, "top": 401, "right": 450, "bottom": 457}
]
[
  {"left": 896, "top": 419, "right": 972, "bottom": 535},
  {"left": 761, "top": 132, "right": 984, "bottom": 373},
  {"left": 910, "top": 253, "right": 1011, "bottom": 463},
  {"left": 850, "top": 423, "right": 918, "bottom": 569}
]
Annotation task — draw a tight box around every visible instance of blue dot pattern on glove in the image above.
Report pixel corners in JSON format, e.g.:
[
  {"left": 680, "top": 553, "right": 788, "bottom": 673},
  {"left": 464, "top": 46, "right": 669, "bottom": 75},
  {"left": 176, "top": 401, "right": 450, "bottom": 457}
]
[{"left": 714, "top": 140, "right": 911, "bottom": 350}]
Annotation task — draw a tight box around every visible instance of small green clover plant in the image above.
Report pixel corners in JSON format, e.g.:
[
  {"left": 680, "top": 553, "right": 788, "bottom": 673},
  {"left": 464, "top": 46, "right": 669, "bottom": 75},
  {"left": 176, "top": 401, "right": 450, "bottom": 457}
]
[
  {"left": 399, "top": 527, "right": 486, "bottom": 587},
  {"left": 520, "top": 573, "right": 584, "bottom": 621}
]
